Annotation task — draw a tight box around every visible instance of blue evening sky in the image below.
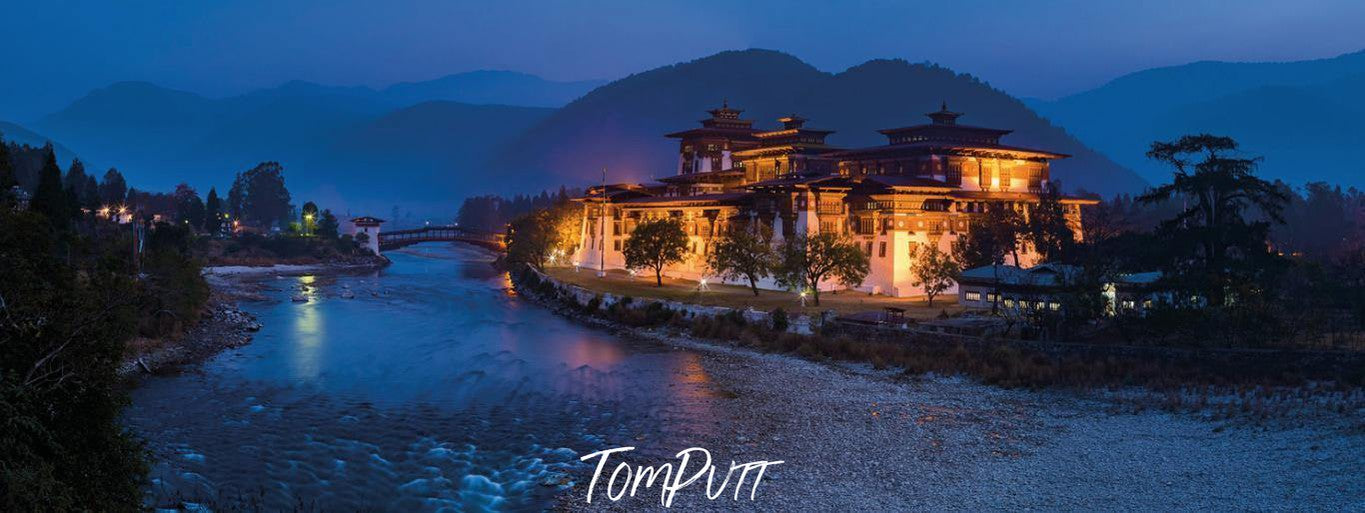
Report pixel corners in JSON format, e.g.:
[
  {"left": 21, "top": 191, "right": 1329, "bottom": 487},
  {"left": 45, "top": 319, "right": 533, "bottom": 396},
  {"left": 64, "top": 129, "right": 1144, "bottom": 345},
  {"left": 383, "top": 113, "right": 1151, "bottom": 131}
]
[{"left": 4, "top": 0, "right": 1364, "bottom": 120}]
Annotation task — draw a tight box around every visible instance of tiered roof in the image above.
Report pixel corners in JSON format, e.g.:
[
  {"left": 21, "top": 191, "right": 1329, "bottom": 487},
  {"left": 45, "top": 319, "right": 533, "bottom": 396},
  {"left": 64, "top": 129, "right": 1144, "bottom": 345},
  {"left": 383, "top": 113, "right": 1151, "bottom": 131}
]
[{"left": 665, "top": 100, "right": 760, "bottom": 140}]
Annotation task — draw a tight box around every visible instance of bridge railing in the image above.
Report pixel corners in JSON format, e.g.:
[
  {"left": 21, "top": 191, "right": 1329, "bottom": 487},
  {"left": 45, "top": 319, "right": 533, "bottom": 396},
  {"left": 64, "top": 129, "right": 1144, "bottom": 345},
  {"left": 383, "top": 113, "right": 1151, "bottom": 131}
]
[{"left": 376, "top": 225, "right": 505, "bottom": 250}]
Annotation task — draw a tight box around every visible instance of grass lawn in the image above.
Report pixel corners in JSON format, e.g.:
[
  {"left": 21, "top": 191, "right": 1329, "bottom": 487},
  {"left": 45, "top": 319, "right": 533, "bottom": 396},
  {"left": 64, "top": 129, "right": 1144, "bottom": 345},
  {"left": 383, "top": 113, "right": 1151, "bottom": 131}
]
[{"left": 543, "top": 267, "right": 964, "bottom": 319}]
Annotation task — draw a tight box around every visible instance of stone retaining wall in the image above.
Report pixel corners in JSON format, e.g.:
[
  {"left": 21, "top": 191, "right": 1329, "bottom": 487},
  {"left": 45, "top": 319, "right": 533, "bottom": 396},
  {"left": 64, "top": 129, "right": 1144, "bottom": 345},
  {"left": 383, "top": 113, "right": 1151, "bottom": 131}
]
[{"left": 522, "top": 266, "right": 816, "bottom": 334}]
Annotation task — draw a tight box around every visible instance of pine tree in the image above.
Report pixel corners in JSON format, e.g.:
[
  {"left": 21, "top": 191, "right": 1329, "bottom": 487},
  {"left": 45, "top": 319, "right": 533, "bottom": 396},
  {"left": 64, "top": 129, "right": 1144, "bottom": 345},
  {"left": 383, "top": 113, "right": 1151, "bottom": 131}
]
[
  {"left": 204, "top": 187, "right": 222, "bottom": 235},
  {"left": 31, "top": 144, "right": 68, "bottom": 226},
  {"left": 99, "top": 168, "right": 127, "bottom": 205},
  {"left": 81, "top": 175, "right": 99, "bottom": 209},
  {"left": 0, "top": 136, "right": 16, "bottom": 191}
]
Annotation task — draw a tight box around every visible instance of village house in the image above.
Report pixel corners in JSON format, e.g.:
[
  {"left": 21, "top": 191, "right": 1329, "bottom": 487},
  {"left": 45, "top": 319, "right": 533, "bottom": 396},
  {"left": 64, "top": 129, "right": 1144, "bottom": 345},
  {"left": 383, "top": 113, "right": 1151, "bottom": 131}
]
[
  {"left": 571, "top": 102, "right": 1097, "bottom": 298},
  {"left": 957, "top": 263, "right": 1165, "bottom": 316}
]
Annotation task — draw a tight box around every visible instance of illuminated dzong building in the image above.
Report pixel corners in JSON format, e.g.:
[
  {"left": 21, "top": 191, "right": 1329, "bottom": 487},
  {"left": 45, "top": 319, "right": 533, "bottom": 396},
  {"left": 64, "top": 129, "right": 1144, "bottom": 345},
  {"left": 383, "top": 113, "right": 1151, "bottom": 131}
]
[{"left": 572, "top": 102, "right": 1095, "bottom": 297}]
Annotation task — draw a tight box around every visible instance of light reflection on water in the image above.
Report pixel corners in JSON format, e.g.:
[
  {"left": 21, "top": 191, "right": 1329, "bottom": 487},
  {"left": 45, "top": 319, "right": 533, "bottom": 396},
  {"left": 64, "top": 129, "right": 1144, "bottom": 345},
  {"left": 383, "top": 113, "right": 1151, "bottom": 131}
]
[{"left": 126, "top": 244, "right": 718, "bottom": 511}]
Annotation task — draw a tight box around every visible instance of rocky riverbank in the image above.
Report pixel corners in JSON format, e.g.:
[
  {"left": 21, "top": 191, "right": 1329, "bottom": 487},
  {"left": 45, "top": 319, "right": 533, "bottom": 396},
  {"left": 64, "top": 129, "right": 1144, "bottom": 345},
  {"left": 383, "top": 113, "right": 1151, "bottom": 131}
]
[
  {"left": 119, "top": 260, "right": 388, "bottom": 380},
  {"left": 119, "top": 286, "right": 260, "bottom": 380},
  {"left": 513, "top": 273, "right": 1365, "bottom": 511}
]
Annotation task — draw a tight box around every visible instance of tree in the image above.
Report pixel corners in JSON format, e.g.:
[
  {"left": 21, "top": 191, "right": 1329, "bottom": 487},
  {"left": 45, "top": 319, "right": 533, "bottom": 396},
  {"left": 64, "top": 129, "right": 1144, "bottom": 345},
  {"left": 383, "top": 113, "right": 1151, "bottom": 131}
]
[
  {"left": 317, "top": 209, "right": 340, "bottom": 239},
  {"left": 909, "top": 242, "right": 959, "bottom": 307},
  {"left": 0, "top": 209, "right": 149, "bottom": 509},
  {"left": 173, "top": 183, "right": 205, "bottom": 229},
  {"left": 61, "top": 158, "right": 89, "bottom": 218},
  {"left": 301, "top": 201, "right": 319, "bottom": 235},
  {"left": 204, "top": 187, "right": 222, "bottom": 235},
  {"left": 227, "top": 172, "right": 245, "bottom": 220},
  {"left": 80, "top": 175, "right": 99, "bottom": 210},
  {"left": 230, "top": 162, "right": 291, "bottom": 229},
  {"left": 0, "top": 135, "right": 16, "bottom": 192},
  {"left": 623, "top": 218, "right": 690, "bottom": 287},
  {"left": 98, "top": 168, "right": 127, "bottom": 206},
  {"left": 955, "top": 203, "right": 1026, "bottom": 270},
  {"left": 774, "top": 232, "right": 869, "bottom": 306},
  {"left": 30, "top": 144, "right": 67, "bottom": 227},
  {"left": 506, "top": 203, "right": 581, "bottom": 268},
  {"left": 1026, "top": 188, "right": 1077, "bottom": 263},
  {"left": 1138, "top": 134, "right": 1288, "bottom": 306},
  {"left": 706, "top": 226, "right": 777, "bottom": 296}
]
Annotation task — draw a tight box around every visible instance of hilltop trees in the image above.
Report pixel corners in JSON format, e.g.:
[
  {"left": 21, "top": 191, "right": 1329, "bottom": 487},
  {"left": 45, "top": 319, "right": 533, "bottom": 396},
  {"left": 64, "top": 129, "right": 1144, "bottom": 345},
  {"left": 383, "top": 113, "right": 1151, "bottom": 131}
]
[
  {"left": 774, "top": 232, "right": 869, "bottom": 306},
  {"left": 707, "top": 226, "right": 778, "bottom": 296},
  {"left": 623, "top": 218, "right": 690, "bottom": 287}
]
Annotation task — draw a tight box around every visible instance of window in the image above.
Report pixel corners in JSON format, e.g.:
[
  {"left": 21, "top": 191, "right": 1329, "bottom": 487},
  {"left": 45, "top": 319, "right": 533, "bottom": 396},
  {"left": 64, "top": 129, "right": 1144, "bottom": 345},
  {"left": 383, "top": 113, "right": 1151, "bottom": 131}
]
[
  {"left": 613, "top": 240, "right": 621, "bottom": 251},
  {"left": 1049, "top": 302, "right": 1061, "bottom": 311},
  {"left": 865, "top": 241, "right": 873, "bottom": 254},
  {"left": 1003, "top": 299, "right": 1016, "bottom": 308},
  {"left": 986, "top": 293, "right": 998, "bottom": 303},
  {"left": 878, "top": 241, "right": 886, "bottom": 258},
  {"left": 1121, "top": 299, "right": 1136, "bottom": 310},
  {"left": 965, "top": 291, "right": 982, "bottom": 302}
]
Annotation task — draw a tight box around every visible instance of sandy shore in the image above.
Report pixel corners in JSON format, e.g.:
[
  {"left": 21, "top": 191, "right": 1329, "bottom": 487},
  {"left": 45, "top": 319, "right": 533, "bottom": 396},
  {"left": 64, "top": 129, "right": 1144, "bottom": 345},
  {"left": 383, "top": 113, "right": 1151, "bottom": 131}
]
[{"left": 548, "top": 315, "right": 1365, "bottom": 511}]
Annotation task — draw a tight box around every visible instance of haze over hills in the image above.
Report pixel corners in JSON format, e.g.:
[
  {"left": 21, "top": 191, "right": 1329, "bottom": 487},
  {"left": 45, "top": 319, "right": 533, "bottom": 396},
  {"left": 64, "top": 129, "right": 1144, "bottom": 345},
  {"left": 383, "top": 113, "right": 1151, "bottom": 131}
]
[
  {"left": 493, "top": 49, "right": 1146, "bottom": 196},
  {"left": 25, "top": 51, "right": 1161, "bottom": 217},
  {"left": 0, "top": 121, "right": 78, "bottom": 164},
  {"left": 30, "top": 73, "right": 587, "bottom": 215},
  {"left": 1029, "top": 50, "right": 1365, "bottom": 188},
  {"left": 381, "top": 70, "right": 606, "bottom": 108}
]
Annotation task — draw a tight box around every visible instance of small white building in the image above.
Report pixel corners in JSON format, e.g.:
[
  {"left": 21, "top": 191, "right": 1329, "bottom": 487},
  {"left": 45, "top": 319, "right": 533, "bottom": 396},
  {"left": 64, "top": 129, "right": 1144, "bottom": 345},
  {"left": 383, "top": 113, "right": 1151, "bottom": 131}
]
[
  {"left": 348, "top": 216, "right": 385, "bottom": 255},
  {"left": 957, "top": 263, "right": 1165, "bottom": 316}
]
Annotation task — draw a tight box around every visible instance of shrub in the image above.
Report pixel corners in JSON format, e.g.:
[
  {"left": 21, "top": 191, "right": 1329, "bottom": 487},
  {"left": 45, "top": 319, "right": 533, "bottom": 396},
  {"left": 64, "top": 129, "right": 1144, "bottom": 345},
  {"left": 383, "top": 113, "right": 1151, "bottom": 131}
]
[{"left": 770, "top": 308, "right": 789, "bottom": 332}]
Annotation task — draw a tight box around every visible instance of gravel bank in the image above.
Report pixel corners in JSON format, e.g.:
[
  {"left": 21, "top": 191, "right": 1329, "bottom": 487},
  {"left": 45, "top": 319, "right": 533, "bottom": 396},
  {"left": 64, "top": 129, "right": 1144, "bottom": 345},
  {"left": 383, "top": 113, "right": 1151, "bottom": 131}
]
[
  {"left": 118, "top": 282, "right": 261, "bottom": 380},
  {"left": 120, "top": 261, "right": 385, "bottom": 380},
  {"left": 543, "top": 317, "right": 1365, "bottom": 511}
]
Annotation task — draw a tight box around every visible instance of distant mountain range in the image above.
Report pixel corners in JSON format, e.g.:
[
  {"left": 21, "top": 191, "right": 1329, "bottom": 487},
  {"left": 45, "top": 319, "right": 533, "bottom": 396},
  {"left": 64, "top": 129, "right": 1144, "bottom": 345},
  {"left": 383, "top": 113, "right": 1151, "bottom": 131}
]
[
  {"left": 1028, "top": 50, "right": 1365, "bottom": 188},
  {"left": 494, "top": 49, "right": 1145, "bottom": 196},
  {"left": 0, "top": 121, "right": 77, "bottom": 163},
  {"left": 26, "top": 72, "right": 579, "bottom": 214},
  {"left": 36, "top": 51, "right": 1324, "bottom": 216}
]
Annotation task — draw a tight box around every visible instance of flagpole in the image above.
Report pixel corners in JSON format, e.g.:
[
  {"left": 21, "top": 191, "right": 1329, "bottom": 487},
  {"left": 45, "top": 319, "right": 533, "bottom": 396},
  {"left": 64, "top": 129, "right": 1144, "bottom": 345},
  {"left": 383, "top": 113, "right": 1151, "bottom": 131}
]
[{"left": 598, "top": 166, "right": 607, "bottom": 277}]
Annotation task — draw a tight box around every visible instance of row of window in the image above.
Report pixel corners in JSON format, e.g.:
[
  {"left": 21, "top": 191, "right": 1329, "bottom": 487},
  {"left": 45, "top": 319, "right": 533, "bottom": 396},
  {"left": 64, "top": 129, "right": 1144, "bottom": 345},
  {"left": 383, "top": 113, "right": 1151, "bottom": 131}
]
[{"left": 963, "top": 291, "right": 1063, "bottom": 311}]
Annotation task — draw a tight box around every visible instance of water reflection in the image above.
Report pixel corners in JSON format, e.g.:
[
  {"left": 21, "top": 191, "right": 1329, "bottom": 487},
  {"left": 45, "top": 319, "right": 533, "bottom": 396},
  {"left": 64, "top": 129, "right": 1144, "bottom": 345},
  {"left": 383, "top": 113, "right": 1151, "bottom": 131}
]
[{"left": 126, "top": 243, "right": 721, "bottom": 511}]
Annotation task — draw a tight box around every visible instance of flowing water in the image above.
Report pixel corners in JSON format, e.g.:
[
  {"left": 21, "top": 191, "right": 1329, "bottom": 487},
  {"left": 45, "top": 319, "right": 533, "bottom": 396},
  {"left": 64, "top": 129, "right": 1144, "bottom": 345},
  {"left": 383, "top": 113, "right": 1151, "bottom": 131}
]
[{"left": 126, "top": 244, "right": 721, "bottom": 511}]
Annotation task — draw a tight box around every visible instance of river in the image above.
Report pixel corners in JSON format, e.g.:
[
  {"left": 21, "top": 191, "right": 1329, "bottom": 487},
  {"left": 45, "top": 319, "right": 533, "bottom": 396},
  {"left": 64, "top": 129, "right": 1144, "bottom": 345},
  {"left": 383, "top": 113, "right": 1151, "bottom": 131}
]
[{"left": 126, "top": 244, "right": 721, "bottom": 511}]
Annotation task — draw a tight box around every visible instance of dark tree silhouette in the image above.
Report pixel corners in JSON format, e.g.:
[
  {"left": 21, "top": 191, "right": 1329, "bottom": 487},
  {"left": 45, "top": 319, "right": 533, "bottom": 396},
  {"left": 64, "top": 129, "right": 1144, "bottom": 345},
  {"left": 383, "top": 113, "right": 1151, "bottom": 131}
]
[
  {"left": 30, "top": 145, "right": 68, "bottom": 227},
  {"left": 1138, "top": 134, "right": 1288, "bottom": 306},
  {"left": 98, "top": 168, "right": 127, "bottom": 205},
  {"left": 204, "top": 187, "right": 222, "bottom": 235}
]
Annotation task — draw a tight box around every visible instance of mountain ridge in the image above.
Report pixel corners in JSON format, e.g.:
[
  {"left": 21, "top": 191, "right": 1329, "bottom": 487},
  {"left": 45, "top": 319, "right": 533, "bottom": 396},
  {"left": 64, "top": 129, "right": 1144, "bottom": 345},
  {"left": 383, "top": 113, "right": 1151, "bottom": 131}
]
[
  {"left": 1030, "top": 49, "right": 1365, "bottom": 187},
  {"left": 493, "top": 49, "right": 1145, "bottom": 196}
]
